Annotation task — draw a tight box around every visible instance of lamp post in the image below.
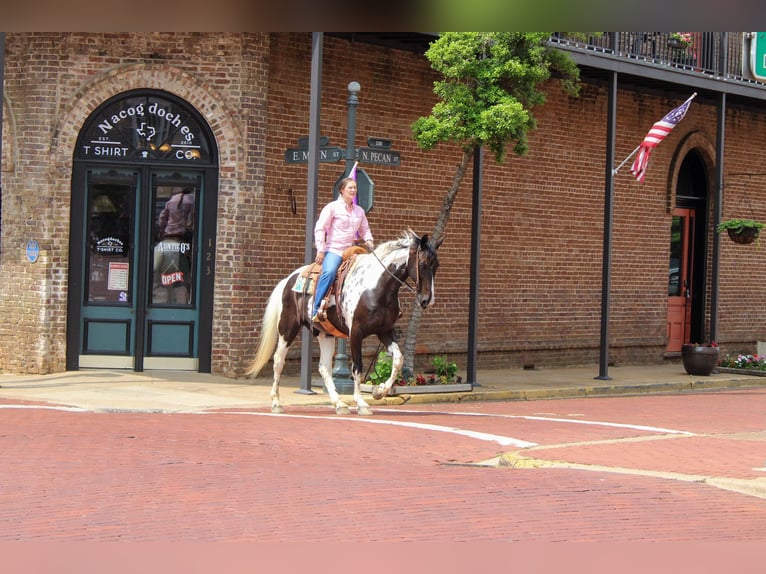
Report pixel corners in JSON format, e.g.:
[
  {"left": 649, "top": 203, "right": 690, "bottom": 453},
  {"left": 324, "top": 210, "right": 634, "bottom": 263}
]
[{"left": 329, "top": 81, "right": 360, "bottom": 395}]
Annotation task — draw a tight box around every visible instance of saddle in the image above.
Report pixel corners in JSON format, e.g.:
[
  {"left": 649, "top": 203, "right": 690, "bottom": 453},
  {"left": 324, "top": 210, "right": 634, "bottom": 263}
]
[{"left": 293, "top": 245, "right": 368, "bottom": 338}]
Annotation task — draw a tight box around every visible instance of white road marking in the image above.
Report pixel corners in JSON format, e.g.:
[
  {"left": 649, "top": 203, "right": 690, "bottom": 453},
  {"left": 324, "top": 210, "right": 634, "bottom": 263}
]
[
  {"left": 211, "top": 410, "right": 538, "bottom": 448},
  {"left": 377, "top": 408, "right": 695, "bottom": 436},
  {"left": 0, "top": 404, "right": 87, "bottom": 412}
]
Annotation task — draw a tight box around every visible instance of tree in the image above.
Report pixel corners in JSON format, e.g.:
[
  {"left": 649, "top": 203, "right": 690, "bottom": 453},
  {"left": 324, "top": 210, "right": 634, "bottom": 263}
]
[{"left": 403, "top": 32, "right": 582, "bottom": 375}]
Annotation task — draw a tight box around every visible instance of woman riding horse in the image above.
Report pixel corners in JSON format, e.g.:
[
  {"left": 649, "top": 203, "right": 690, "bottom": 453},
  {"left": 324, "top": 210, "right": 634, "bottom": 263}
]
[{"left": 247, "top": 230, "right": 443, "bottom": 415}]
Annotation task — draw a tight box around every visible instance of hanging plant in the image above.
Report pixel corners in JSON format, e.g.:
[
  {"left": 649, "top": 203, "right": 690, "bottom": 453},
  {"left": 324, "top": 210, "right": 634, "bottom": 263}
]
[{"left": 716, "top": 218, "right": 764, "bottom": 245}]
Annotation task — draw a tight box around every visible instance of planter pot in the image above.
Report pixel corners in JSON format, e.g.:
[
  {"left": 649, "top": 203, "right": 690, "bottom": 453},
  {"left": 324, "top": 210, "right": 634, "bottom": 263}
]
[
  {"left": 727, "top": 227, "right": 759, "bottom": 244},
  {"left": 361, "top": 383, "right": 472, "bottom": 395},
  {"left": 681, "top": 345, "right": 720, "bottom": 376}
]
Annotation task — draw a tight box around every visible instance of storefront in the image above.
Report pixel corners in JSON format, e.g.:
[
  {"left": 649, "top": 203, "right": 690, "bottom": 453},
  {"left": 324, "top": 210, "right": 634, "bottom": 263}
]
[{"left": 66, "top": 89, "right": 218, "bottom": 371}]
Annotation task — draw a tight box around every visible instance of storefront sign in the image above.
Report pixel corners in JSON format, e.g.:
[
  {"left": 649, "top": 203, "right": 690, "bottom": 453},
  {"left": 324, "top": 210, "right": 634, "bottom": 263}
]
[{"left": 76, "top": 93, "right": 211, "bottom": 162}]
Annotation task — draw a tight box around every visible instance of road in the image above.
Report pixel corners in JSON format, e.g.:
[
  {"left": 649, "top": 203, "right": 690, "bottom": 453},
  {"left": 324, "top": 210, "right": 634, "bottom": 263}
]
[{"left": 1, "top": 388, "right": 765, "bottom": 543}]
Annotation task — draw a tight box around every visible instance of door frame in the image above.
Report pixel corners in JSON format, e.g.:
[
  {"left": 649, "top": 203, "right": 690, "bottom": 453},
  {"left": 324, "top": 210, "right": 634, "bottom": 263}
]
[
  {"left": 66, "top": 89, "right": 218, "bottom": 372},
  {"left": 666, "top": 207, "right": 694, "bottom": 353}
]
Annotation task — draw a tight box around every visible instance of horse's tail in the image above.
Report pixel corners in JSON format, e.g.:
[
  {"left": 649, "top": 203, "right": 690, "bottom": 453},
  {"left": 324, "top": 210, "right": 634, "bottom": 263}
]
[{"left": 246, "top": 275, "right": 289, "bottom": 378}]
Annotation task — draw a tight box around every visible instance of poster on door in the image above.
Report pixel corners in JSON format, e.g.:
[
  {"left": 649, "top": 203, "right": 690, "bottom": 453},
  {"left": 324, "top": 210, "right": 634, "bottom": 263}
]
[{"left": 108, "top": 261, "right": 130, "bottom": 302}]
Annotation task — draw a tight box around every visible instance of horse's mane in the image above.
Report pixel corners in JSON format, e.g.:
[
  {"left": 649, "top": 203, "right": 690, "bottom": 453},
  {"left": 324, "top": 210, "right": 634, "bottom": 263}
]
[{"left": 373, "top": 232, "right": 412, "bottom": 260}]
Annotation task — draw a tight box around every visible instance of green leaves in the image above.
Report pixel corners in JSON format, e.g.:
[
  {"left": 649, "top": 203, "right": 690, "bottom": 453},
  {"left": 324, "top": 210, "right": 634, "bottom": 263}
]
[{"left": 412, "top": 32, "right": 582, "bottom": 163}]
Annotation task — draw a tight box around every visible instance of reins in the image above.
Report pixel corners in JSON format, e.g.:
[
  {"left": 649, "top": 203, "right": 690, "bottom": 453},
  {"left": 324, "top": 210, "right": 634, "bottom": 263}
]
[{"left": 368, "top": 245, "right": 418, "bottom": 293}]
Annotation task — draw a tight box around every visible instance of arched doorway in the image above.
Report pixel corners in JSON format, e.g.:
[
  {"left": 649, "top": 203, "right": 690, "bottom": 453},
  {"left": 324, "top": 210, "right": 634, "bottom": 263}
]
[
  {"left": 66, "top": 90, "right": 218, "bottom": 372},
  {"left": 666, "top": 150, "right": 709, "bottom": 353}
]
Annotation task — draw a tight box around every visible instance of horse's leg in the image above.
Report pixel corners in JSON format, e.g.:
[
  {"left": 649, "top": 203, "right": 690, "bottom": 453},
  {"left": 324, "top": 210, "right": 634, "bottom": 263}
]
[
  {"left": 316, "top": 334, "right": 350, "bottom": 415},
  {"left": 348, "top": 333, "right": 373, "bottom": 416},
  {"left": 372, "top": 338, "right": 403, "bottom": 400},
  {"left": 269, "top": 335, "right": 290, "bottom": 414}
]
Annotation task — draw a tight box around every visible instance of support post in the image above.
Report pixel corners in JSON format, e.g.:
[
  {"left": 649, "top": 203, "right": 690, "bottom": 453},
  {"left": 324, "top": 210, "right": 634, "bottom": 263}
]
[
  {"left": 710, "top": 92, "right": 725, "bottom": 342},
  {"left": 466, "top": 145, "right": 482, "bottom": 387},
  {"left": 596, "top": 71, "right": 617, "bottom": 380},
  {"left": 329, "top": 80, "right": 361, "bottom": 395},
  {"left": 297, "top": 32, "right": 323, "bottom": 394}
]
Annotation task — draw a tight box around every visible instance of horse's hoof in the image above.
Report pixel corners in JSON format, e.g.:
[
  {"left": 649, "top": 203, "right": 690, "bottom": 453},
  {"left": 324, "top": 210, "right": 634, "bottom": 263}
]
[
  {"left": 271, "top": 405, "right": 284, "bottom": 414},
  {"left": 335, "top": 404, "right": 350, "bottom": 415},
  {"left": 357, "top": 405, "right": 373, "bottom": 416},
  {"left": 372, "top": 387, "right": 385, "bottom": 400}
]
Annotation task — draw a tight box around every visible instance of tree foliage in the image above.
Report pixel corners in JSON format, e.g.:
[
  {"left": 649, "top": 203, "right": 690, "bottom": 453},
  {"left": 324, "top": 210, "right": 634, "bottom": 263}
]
[
  {"left": 403, "top": 32, "right": 582, "bottom": 375},
  {"left": 412, "top": 32, "right": 581, "bottom": 161}
]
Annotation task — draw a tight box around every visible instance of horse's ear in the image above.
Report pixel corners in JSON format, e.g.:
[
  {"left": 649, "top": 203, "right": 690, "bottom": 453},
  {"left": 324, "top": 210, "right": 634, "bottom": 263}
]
[{"left": 432, "top": 234, "right": 445, "bottom": 250}]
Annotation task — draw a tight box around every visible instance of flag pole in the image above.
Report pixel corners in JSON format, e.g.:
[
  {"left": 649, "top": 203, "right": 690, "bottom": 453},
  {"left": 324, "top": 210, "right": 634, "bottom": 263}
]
[{"left": 612, "top": 145, "right": 641, "bottom": 175}]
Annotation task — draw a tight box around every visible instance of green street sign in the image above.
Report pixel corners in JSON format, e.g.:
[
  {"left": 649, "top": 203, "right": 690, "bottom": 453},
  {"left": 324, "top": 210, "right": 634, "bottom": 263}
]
[
  {"left": 749, "top": 32, "right": 766, "bottom": 81},
  {"left": 284, "top": 146, "right": 343, "bottom": 163}
]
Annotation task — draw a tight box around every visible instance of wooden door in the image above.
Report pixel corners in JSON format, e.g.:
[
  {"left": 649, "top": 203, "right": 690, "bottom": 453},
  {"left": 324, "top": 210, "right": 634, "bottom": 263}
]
[{"left": 666, "top": 208, "right": 694, "bottom": 352}]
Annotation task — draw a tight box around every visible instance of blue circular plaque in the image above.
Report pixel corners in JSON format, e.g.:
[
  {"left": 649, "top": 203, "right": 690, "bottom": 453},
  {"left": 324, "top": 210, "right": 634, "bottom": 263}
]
[{"left": 26, "top": 240, "right": 40, "bottom": 263}]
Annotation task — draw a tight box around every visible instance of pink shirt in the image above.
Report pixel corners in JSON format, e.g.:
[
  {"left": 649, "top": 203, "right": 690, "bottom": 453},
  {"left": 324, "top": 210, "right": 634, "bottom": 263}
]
[{"left": 314, "top": 198, "right": 373, "bottom": 256}]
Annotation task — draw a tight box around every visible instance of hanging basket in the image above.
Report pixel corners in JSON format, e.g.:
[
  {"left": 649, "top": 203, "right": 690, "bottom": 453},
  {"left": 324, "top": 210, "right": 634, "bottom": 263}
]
[
  {"left": 667, "top": 38, "right": 687, "bottom": 49},
  {"left": 727, "top": 227, "right": 759, "bottom": 244}
]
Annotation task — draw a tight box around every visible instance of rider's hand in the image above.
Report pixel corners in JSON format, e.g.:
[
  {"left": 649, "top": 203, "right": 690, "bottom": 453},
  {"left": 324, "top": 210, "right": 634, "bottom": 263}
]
[{"left": 315, "top": 251, "right": 325, "bottom": 264}]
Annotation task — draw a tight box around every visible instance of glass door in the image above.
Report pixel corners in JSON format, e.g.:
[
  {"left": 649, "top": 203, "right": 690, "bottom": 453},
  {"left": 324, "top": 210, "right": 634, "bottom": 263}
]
[
  {"left": 76, "top": 167, "right": 203, "bottom": 370},
  {"left": 143, "top": 171, "right": 202, "bottom": 370},
  {"left": 79, "top": 167, "right": 139, "bottom": 368}
]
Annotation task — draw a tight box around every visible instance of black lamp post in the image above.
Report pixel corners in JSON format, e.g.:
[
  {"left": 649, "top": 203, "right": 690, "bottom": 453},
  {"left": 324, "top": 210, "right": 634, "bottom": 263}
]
[{"left": 329, "top": 81, "right": 360, "bottom": 395}]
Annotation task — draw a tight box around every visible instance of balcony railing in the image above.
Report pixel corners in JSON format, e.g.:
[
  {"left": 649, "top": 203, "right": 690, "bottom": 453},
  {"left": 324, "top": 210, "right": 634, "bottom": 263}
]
[{"left": 549, "top": 32, "right": 763, "bottom": 87}]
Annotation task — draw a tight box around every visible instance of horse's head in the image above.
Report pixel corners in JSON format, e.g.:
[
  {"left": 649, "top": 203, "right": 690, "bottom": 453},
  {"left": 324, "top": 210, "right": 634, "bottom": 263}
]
[{"left": 407, "top": 230, "right": 444, "bottom": 309}]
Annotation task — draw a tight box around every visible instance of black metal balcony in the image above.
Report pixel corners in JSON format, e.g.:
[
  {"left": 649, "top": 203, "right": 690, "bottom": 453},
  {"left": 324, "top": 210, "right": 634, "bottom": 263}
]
[{"left": 549, "top": 32, "right": 766, "bottom": 100}]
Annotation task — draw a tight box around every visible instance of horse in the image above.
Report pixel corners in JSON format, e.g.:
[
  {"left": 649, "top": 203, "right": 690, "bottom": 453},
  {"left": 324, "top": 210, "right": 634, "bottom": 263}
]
[{"left": 247, "top": 229, "right": 444, "bottom": 415}]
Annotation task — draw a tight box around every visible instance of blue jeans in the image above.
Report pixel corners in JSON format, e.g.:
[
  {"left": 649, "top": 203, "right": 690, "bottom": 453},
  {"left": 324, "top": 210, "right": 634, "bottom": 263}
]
[{"left": 313, "top": 251, "right": 342, "bottom": 317}]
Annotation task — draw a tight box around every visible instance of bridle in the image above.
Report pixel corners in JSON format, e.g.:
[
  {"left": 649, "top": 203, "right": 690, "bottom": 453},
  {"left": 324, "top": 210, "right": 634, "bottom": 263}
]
[{"left": 368, "top": 243, "right": 425, "bottom": 293}]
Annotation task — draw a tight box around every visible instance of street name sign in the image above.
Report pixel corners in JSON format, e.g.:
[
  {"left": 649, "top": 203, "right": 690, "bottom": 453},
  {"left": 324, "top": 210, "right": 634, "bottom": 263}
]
[
  {"left": 356, "top": 147, "right": 401, "bottom": 166},
  {"left": 284, "top": 146, "right": 343, "bottom": 163}
]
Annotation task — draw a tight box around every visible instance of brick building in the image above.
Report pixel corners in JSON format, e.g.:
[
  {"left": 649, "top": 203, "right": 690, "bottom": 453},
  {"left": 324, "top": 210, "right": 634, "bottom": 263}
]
[{"left": 1, "top": 32, "right": 765, "bottom": 377}]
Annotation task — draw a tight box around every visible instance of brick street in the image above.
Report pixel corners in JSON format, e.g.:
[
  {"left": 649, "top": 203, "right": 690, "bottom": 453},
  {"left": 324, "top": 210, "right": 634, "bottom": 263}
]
[{"left": 2, "top": 389, "right": 766, "bottom": 542}]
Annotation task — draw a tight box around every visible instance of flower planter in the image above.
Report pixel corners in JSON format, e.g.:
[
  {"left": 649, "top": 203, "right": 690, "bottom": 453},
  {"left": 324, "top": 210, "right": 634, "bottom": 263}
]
[
  {"left": 681, "top": 345, "right": 720, "bottom": 376},
  {"left": 716, "top": 367, "right": 766, "bottom": 377},
  {"left": 667, "top": 38, "right": 687, "bottom": 49},
  {"left": 727, "top": 227, "right": 759, "bottom": 244},
  {"left": 361, "top": 383, "right": 472, "bottom": 395}
]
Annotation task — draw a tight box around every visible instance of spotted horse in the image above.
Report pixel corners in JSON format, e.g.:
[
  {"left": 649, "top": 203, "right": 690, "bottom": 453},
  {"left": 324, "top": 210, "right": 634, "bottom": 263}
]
[{"left": 247, "top": 230, "right": 444, "bottom": 415}]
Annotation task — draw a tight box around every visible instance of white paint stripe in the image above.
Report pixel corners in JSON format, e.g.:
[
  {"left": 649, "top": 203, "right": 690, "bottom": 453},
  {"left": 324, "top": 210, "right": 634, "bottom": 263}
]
[
  {"left": 0, "top": 404, "right": 87, "bottom": 412},
  {"left": 211, "top": 410, "right": 538, "bottom": 448},
  {"left": 377, "top": 408, "right": 695, "bottom": 436}
]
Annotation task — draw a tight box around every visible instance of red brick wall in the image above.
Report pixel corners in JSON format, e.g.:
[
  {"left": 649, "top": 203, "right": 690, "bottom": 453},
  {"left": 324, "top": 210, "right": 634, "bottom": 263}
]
[{"left": 2, "top": 32, "right": 765, "bottom": 376}]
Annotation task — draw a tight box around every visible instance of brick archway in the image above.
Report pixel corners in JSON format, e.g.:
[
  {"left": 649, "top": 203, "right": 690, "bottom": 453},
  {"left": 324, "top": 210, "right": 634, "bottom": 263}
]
[{"left": 53, "top": 64, "right": 243, "bottom": 173}]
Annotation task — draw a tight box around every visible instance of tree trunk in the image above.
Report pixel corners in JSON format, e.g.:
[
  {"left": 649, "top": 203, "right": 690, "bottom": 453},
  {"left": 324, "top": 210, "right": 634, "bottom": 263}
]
[{"left": 402, "top": 148, "right": 473, "bottom": 376}]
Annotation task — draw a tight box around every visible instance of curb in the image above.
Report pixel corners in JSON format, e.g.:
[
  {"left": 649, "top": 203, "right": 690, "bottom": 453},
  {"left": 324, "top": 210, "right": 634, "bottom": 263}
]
[{"left": 361, "top": 376, "right": 766, "bottom": 406}]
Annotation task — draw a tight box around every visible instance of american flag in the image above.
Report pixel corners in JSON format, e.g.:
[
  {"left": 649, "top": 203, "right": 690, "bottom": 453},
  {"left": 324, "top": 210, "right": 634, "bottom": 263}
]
[{"left": 631, "top": 93, "right": 696, "bottom": 182}]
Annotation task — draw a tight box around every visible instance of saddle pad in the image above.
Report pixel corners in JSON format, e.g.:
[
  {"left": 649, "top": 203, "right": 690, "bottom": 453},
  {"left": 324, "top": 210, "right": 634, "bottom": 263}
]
[{"left": 292, "top": 265, "right": 320, "bottom": 295}]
